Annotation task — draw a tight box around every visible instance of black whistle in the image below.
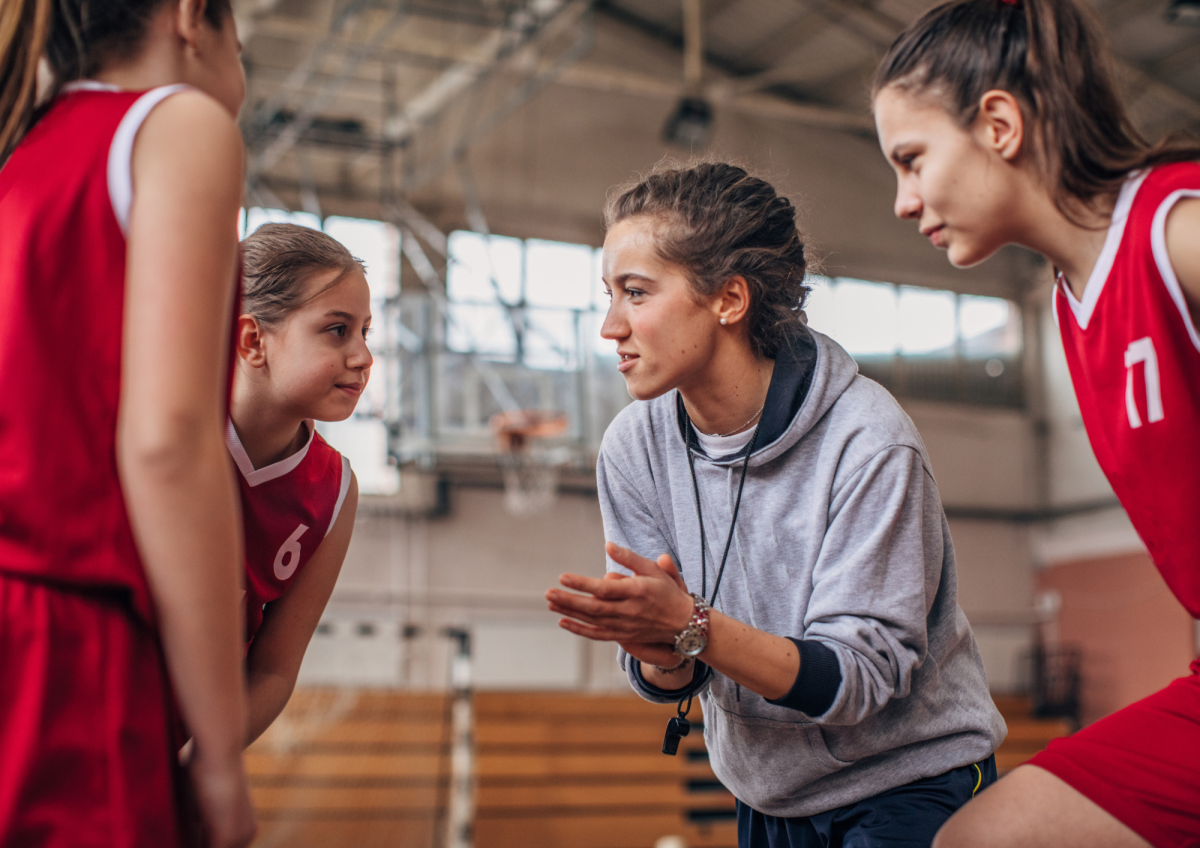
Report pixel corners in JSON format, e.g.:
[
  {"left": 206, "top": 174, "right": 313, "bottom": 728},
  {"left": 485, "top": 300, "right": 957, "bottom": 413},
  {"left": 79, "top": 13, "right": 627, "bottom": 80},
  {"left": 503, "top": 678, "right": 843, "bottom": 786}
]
[{"left": 662, "top": 716, "right": 691, "bottom": 756}]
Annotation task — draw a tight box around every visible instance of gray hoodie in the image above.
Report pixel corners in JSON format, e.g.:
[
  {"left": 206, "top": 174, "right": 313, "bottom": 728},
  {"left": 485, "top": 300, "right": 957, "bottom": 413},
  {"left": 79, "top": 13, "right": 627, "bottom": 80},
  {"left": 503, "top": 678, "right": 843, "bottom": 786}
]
[{"left": 597, "top": 326, "right": 1006, "bottom": 817}]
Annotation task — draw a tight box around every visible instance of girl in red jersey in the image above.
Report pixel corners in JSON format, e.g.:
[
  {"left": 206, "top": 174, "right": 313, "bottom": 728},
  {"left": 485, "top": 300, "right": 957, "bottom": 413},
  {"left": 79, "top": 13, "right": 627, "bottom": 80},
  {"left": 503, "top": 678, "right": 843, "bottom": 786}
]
[
  {"left": 872, "top": 2, "right": 1200, "bottom": 847},
  {"left": 231, "top": 223, "right": 370, "bottom": 745},
  {"left": 0, "top": 1, "right": 254, "bottom": 847}
]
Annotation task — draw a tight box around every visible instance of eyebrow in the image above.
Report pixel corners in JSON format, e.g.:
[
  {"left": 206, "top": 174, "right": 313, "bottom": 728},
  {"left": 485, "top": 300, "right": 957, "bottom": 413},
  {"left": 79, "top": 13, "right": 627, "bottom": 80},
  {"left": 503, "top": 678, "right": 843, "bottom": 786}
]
[
  {"left": 323, "top": 311, "right": 360, "bottom": 321},
  {"left": 889, "top": 142, "right": 918, "bottom": 163},
  {"left": 608, "top": 272, "right": 653, "bottom": 288}
]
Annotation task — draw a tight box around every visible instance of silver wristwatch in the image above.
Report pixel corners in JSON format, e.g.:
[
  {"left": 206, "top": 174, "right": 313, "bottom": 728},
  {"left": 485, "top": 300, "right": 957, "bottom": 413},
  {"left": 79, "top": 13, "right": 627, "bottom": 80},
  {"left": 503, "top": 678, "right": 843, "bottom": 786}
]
[{"left": 673, "top": 593, "right": 712, "bottom": 658}]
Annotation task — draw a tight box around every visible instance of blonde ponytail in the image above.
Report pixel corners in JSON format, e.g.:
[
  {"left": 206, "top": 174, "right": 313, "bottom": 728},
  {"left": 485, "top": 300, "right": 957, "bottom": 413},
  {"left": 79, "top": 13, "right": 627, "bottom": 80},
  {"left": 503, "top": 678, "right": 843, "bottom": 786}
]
[{"left": 0, "top": 0, "right": 52, "bottom": 164}]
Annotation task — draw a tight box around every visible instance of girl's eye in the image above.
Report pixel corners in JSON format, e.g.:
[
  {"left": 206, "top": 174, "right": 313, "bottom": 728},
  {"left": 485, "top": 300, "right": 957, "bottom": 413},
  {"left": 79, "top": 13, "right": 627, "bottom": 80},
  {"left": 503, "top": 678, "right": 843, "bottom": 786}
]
[
  {"left": 363, "top": 326, "right": 373, "bottom": 339},
  {"left": 329, "top": 325, "right": 346, "bottom": 337},
  {"left": 627, "top": 288, "right": 646, "bottom": 298}
]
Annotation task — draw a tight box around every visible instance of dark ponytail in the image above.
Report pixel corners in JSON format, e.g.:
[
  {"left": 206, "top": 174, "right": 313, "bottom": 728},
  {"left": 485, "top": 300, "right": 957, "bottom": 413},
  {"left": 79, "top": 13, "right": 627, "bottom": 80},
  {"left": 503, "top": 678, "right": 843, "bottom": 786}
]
[
  {"left": 874, "top": 0, "right": 1200, "bottom": 222},
  {"left": 0, "top": 0, "right": 232, "bottom": 164}
]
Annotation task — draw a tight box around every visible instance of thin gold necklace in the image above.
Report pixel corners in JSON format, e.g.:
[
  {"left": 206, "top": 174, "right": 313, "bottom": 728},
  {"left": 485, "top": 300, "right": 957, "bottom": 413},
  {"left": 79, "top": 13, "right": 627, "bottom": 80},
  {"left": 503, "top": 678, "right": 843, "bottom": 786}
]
[{"left": 700, "top": 404, "right": 764, "bottom": 438}]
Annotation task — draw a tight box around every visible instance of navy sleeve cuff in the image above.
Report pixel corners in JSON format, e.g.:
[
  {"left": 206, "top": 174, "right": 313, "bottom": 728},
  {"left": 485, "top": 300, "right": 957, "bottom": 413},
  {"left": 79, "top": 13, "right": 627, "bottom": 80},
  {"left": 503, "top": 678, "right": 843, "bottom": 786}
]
[
  {"left": 766, "top": 638, "right": 841, "bottom": 717},
  {"left": 631, "top": 658, "right": 712, "bottom": 698}
]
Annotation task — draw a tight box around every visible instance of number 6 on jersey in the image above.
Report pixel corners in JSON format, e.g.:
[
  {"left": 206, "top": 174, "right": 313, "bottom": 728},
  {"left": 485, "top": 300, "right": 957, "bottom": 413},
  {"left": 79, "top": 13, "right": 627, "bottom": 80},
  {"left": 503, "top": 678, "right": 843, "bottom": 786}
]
[{"left": 274, "top": 524, "right": 310, "bottom": 580}]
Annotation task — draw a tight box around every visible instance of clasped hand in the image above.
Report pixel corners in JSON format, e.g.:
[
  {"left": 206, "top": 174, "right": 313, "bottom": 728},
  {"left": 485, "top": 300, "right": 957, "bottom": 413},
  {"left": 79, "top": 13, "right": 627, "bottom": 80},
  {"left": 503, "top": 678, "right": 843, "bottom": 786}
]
[{"left": 546, "top": 542, "right": 696, "bottom": 669}]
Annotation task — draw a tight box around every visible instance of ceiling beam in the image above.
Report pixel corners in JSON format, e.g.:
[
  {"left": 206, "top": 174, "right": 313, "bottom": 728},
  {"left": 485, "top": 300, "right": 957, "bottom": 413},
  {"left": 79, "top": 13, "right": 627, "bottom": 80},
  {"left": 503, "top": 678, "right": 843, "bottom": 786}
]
[
  {"left": 559, "top": 60, "right": 873, "bottom": 130},
  {"left": 247, "top": 3, "right": 412, "bottom": 180},
  {"left": 383, "top": 0, "right": 586, "bottom": 143},
  {"left": 732, "top": 8, "right": 836, "bottom": 87},
  {"left": 247, "top": 10, "right": 874, "bottom": 133},
  {"left": 245, "top": 55, "right": 875, "bottom": 140},
  {"left": 591, "top": 0, "right": 872, "bottom": 132},
  {"left": 703, "top": 0, "right": 742, "bottom": 23}
]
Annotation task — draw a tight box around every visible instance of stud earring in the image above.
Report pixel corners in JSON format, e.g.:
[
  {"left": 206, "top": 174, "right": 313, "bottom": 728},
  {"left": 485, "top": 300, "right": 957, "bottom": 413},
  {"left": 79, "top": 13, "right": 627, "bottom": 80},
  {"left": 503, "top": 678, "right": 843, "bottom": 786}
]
[{"left": 719, "top": 318, "right": 727, "bottom": 325}]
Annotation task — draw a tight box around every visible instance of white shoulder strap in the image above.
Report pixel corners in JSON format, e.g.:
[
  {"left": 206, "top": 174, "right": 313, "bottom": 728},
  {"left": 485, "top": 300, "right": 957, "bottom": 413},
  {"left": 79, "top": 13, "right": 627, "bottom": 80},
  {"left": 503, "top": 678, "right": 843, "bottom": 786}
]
[
  {"left": 107, "top": 84, "right": 191, "bottom": 235},
  {"left": 326, "top": 455, "right": 353, "bottom": 537}
]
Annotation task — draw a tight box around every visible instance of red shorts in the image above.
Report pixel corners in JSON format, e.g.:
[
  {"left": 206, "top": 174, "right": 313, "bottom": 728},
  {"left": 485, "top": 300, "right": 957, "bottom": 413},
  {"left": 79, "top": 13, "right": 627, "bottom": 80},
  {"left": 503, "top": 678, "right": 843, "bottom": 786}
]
[
  {"left": 1028, "top": 657, "right": 1200, "bottom": 848},
  {"left": 0, "top": 573, "right": 190, "bottom": 848}
]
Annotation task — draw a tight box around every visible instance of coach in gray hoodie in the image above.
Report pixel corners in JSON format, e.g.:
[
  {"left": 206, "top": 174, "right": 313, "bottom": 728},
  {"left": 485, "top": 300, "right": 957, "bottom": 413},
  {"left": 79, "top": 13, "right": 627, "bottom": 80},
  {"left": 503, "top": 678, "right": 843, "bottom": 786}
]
[{"left": 547, "top": 163, "right": 1005, "bottom": 848}]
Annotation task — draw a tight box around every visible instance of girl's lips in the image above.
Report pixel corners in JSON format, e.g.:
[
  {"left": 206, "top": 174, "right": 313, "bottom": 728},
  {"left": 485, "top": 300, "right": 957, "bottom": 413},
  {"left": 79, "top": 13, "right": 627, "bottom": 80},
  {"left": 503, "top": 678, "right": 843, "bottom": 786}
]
[
  {"left": 337, "top": 383, "right": 364, "bottom": 395},
  {"left": 617, "top": 355, "right": 638, "bottom": 373},
  {"left": 927, "top": 225, "right": 945, "bottom": 248}
]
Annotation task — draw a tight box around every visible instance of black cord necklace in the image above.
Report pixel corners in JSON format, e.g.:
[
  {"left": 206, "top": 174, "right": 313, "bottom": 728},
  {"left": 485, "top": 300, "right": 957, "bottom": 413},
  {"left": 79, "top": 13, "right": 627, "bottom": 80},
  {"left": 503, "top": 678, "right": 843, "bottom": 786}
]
[
  {"left": 662, "top": 392, "right": 760, "bottom": 755},
  {"left": 687, "top": 414, "right": 759, "bottom": 607}
]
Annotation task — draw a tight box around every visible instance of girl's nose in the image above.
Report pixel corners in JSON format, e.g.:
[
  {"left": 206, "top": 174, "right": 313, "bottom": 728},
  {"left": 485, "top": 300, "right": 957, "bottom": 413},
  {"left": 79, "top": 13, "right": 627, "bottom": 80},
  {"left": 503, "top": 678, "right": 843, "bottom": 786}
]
[
  {"left": 351, "top": 337, "right": 374, "bottom": 369},
  {"left": 600, "top": 304, "right": 626, "bottom": 341},
  {"left": 895, "top": 180, "right": 922, "bottom": 221}
]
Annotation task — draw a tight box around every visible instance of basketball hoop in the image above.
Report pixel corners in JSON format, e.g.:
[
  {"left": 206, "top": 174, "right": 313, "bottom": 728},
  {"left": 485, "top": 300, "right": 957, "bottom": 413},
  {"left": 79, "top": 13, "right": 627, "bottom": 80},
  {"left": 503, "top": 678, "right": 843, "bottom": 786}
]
[{"left": 489, "top": 410, "right": 569, "bottom": 516}]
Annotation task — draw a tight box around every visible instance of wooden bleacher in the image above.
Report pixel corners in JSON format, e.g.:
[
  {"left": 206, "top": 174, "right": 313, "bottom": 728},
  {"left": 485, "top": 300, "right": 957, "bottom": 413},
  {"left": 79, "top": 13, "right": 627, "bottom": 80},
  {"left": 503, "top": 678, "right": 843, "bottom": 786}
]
[
  {"left": 990, "top": 695, "right": 1074, "bottom": 775},
  {"left": 246, "top": 690, "right": 1071, "bottom": 848}
]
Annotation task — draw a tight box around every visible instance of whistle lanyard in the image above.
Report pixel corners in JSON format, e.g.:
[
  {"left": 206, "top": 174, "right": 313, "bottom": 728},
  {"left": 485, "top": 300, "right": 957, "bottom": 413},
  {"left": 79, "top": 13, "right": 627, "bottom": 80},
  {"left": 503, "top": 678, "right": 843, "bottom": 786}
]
[
  {"left": 686, "top": 425, "right": 758, "bottom": 610},
  {"left": 662, "top": 393, "right": 760, "bottom": 754}
]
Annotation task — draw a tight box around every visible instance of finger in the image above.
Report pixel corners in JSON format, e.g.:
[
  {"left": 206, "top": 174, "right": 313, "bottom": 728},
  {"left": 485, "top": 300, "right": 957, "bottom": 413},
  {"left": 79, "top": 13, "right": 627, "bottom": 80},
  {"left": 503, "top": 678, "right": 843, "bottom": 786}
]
[
  {"left": 545, "top": 590, "right": 628, "bottom": 620},
  {"left": 605, "top": 541, "right": 664, "bottom": 577},
  {"left": 603, "top": 571, "right": 629, "bottom": 581},
  {"left": 546, "top": 601, "right": 619, "bottom": 628},
  {"left": 549, "top": 580, "right": 633, "bottom": 606},
  {"left": 557, "top": 573, "right": 636, "bottom": 600},
  {"left": 656, "top": 554, "right": 688, "bottom": 590},
  {"left": 558, "top": 617, "right": 623, "bottom": 642}
]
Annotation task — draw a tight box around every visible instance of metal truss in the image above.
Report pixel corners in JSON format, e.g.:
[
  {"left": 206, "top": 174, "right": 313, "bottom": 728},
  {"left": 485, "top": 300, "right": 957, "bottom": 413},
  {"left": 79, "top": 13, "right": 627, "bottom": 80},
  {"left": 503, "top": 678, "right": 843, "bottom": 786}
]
[{"left": 242, "top": 0, "right": 594, "bottom": 199}]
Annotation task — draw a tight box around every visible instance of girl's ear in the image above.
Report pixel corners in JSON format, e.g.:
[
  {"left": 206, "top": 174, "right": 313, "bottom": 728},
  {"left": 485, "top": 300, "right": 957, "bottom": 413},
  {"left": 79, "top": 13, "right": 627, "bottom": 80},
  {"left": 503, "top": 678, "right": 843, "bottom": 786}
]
[
  {"left": 237, "top": 315, "right": 268, "bottom": 367},
  {"left": 174, "top": 0, "right": 209, "bottom": 52},
  {"left": 976, "top": 89, "right": 1025, "bottom": 161},
  {"left": 716, "top": 276, "right": 752, "bottom": 327}
]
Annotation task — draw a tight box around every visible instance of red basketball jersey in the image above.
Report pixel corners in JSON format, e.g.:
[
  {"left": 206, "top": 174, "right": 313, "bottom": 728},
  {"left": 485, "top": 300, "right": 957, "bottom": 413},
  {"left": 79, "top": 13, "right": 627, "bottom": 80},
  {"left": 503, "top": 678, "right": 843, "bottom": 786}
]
[
  {"left": 1054, "top": 162, "right": 1200, "bottom": 618},
  {"left": 226, "top": 421, "right": 350, "bottom": 645},
  {"left": 0, "top": 83, "right": 190, "bottom": 623}
]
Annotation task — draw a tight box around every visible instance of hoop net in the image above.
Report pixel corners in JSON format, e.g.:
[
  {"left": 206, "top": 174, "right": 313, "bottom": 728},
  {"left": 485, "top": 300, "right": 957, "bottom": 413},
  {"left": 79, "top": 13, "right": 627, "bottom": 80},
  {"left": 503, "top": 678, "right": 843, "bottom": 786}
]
[{"left": 489, "top": 410, "right": 569, "bottom": 516}]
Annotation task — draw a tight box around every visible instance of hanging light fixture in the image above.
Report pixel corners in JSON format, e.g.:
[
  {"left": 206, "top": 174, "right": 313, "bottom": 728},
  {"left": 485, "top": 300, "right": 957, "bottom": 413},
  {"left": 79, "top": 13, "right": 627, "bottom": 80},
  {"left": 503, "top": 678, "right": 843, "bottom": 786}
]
[
  {"left": 663, "top": 0, "right": 713, "bottom": 147},
  {"left": 1167, "top": 0, "right": 1200, "bottom": 25},
  {"left": 663, "top": 97, "right": 714, "bottom": 148}
]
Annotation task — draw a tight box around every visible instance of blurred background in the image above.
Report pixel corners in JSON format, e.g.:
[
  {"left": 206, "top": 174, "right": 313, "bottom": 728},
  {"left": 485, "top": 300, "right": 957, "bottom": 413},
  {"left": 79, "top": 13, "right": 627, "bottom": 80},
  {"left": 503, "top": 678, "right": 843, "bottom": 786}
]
[{"left": 230, "top": 1, "right": 1200, "bottom": 845}]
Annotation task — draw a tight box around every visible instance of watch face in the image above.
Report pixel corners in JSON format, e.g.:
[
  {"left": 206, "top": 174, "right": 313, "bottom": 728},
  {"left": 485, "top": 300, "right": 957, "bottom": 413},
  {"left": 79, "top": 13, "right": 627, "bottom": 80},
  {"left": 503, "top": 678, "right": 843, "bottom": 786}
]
[{"left": 677, "top": 631, "right": 707, "bottom": 657}]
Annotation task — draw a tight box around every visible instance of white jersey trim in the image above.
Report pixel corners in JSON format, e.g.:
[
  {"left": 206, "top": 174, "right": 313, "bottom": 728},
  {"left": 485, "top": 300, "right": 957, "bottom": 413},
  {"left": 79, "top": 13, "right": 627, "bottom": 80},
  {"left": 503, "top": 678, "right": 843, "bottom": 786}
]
[
  {"left": 61, "top": 81, "right": 121, "bottom": 93},
  {"left": 226, "top": 419, "right": 318, "bottom": 488},
  {"left": 1150, "top": 188, "right": 1200, "bottom": 355},
  {"left": 326, "top": 456, "right": 353, "bottom": 538},
  {"left": 1059, "top": 169, "right": 1148, "bottom": 330},
  {"left": 107, "top": 84, "right": 190, "bottom": 236}
]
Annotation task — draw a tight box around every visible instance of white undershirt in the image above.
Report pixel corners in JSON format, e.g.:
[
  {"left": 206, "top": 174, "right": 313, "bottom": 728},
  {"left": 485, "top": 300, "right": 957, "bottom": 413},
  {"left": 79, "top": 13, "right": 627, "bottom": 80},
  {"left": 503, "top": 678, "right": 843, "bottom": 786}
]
[{"left": 694, "top": 426, "right": 757, "bottom": 458}]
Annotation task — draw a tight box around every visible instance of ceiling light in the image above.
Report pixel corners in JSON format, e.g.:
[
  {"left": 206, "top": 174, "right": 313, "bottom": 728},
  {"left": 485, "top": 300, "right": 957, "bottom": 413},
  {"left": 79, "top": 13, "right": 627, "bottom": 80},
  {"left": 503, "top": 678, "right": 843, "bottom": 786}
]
[
  {"left": 1167, "top": 0, "right": 1200, "bottom": 25},
  {"left": 663, "top": 97, "right": 713, "bottom": 148}
]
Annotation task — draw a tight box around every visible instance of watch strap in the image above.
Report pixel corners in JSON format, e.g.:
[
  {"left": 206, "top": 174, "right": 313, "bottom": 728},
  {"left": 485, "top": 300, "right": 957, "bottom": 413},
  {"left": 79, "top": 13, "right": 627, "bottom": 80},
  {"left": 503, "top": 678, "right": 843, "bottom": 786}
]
[{"left": 673, "top": 593, "right": 711, "bottom": 657}]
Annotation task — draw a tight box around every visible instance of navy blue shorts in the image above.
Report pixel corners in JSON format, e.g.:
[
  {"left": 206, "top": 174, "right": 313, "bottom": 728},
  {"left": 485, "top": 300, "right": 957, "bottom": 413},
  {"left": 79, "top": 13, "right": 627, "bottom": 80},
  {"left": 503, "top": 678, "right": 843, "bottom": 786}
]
[{"left": 736, "top": 756, "right": 997, "bottom": 848}]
